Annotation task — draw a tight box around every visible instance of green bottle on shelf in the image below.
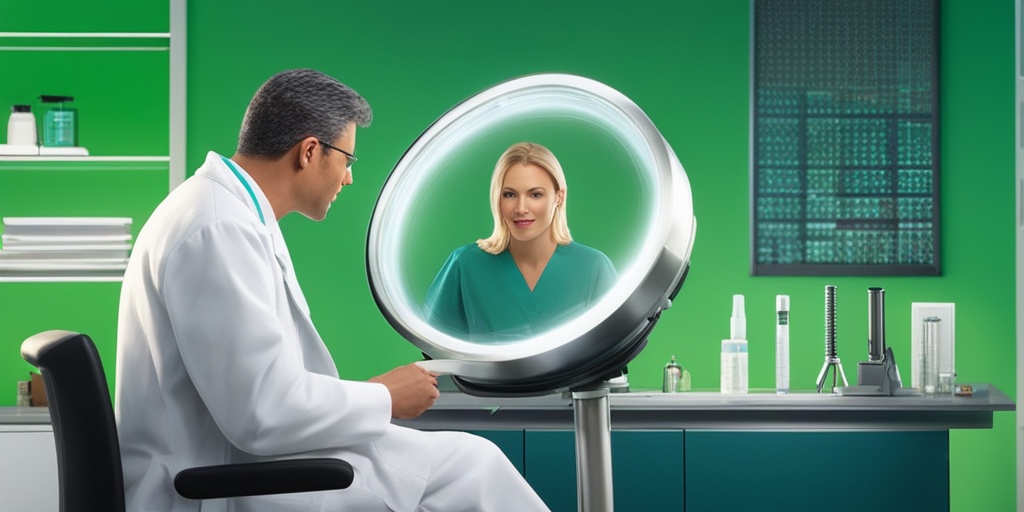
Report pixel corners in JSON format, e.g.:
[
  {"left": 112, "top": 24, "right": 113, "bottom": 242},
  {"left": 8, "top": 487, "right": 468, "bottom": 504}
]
[{"left": 40, "top": 95, "right": 77, "bottom": 147}]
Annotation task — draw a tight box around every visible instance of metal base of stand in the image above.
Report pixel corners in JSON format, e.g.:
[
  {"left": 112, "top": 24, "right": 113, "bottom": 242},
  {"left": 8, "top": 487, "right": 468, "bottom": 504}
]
[
  {"left": 836, "top": 347, "right": 918, "bottom": 396},
  {"left": 816, "top": 357, "right": 848, "bottom": 394},
  {"left": 572, "top": 385, "right": 613, "bottom": 512}
]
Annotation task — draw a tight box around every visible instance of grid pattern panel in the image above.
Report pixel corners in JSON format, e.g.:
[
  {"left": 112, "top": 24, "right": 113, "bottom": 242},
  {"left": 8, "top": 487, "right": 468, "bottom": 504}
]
[{"left": 752, "top": 0, "right": 939, "bottom": 275}]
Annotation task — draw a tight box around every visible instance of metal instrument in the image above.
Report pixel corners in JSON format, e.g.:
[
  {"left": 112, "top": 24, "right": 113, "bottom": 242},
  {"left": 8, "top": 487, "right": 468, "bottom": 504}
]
[
  {"left": 835, "top": 287, "right": 913, "bottom": 396},
  {"left": 816, "top": 285, "right": 848, "bottom": 393}
]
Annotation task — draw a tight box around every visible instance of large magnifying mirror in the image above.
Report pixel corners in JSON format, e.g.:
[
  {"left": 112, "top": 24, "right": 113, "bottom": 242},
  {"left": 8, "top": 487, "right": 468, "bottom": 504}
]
[{"left": 367, "top": 74, "right": 696, "bottom": 397}]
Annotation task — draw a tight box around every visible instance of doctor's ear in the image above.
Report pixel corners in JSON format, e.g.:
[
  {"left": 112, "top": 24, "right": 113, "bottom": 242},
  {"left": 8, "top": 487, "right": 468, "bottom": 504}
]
[{"left": 296, "top": 137, "right": 319, "bottom": 168}]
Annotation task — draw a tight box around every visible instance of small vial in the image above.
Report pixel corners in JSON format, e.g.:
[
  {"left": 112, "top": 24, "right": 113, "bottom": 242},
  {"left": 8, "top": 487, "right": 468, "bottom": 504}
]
[
  {"left": 663, "top": 355, "right": 681, "bottom": 393},
  {"left": 938, "top": 372, "right": 956, "bottom": 396}
]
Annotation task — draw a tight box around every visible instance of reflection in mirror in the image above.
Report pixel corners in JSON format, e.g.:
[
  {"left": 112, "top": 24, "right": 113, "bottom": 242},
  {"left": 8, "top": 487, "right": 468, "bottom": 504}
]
[
  {"left": 423, "top": 142, "right": 618, "bottom": 343},
  {"left": 379, "top": 92, "right": 658, "bottom": 358}
]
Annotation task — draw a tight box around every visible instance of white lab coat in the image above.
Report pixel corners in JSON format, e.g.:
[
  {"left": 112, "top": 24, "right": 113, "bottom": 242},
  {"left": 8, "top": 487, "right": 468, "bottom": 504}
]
[{"left": 115, "top": 152, "right": 548, "bottom": 512}]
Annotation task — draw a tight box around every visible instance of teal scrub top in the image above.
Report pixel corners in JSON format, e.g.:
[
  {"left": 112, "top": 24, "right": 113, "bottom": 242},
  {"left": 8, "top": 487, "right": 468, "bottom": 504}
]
[{"left": 424, "top": 242, "right": 618, "bottom": 343}]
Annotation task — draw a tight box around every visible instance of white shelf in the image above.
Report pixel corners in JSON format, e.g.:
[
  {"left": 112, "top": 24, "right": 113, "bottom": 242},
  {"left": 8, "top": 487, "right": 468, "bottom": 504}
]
[
  {"left": 0, "top": 32, "right": 170, "bottom": 38},
  {"left": 0, "top": 276, "right": 122, "bottom": 283},
  {"left": 0, "top": 156, "right": 169, "bottom": 163},
  {"left": 0, "top": 32, "right": 171, "bottom": 52}
]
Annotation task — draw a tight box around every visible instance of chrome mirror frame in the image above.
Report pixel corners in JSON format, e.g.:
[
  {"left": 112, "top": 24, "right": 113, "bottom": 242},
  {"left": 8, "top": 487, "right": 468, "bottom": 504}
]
[{"left": 366, "top": 73, "right": 696, "bottom": 396}]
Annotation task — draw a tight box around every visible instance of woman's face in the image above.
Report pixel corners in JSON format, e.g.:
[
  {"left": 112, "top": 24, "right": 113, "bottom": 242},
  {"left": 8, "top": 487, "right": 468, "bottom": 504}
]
[{"left": 500, "top": 162, "right": 563, "bottom": 245}]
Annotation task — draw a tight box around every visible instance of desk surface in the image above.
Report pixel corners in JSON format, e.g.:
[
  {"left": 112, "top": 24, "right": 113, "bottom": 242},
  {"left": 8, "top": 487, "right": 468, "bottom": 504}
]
[
  {"left": 396, "top": 384, "right": 1015, "bottom": 431},
  {"left": 2, "top": 384, "right": 1013, "bottom": 431},
  {"left": 0, "top": 407, "right": 49, "bottom": 425}
]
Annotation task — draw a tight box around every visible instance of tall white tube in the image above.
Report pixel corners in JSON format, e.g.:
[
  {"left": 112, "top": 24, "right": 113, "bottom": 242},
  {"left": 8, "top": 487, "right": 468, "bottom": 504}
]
[{"left": 776, "top": 295, "right": 790, "bottom": 394}]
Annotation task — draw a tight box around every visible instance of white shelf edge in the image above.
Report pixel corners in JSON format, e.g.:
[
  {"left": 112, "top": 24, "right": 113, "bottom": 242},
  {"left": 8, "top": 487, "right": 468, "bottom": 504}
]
[
  {"left": 0, "top": 32, "right": 170, "bottom": 38},
  {"left": 0, "top": 156, "right": 170, "bottom": 162},
  {"left": 0, "top": 46, "right": 168, "bottom": 52},
  {"left": 0, "top": 276, "right": 123, "bottom": 283}
]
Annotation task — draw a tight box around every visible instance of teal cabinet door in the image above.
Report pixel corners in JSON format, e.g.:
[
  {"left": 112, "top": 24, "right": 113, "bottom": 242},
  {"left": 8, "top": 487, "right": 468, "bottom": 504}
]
[
  {"left": 613, "top": 431, "right": 684, "bottom": 511},
  {"left": 524, "top": 430, "right": 684, "bottom": 512},
  {"left": 524, "top": 431, "right": 576, "bottom": 512},
  {"left": 684, "top": 431, "right": 949, "bottom": 512}
]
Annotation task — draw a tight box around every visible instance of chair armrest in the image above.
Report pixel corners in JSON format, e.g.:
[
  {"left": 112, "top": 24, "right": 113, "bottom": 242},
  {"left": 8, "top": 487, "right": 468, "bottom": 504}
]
[{"left": 174, "top": 458, "right": 354, "bottom": 500}]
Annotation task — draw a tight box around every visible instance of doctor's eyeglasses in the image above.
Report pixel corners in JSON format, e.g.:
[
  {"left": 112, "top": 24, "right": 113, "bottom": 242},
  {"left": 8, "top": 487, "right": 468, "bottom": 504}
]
[{"left": 318, "top": 140, "right": 358, "bottom": 168}]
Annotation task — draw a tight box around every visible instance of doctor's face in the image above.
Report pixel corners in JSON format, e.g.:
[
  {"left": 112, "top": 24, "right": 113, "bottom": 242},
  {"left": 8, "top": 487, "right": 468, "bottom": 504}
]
[
  {"left": 500, "top": 163, "right": 563, "bottom": 245},
  {"left": 299, "top": 123, "right": 356, "bottom": 221}
]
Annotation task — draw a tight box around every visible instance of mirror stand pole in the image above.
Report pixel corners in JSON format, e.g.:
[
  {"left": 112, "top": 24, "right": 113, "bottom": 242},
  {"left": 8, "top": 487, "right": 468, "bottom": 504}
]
[{"left": 572, "top": 385, "right": 613, "bottom": 512}]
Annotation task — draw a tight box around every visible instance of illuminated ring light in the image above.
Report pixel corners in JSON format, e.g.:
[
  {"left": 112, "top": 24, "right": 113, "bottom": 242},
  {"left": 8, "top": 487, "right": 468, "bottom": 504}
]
[{"left": 367, "top": 73, "right": 696, "bottom": 396}]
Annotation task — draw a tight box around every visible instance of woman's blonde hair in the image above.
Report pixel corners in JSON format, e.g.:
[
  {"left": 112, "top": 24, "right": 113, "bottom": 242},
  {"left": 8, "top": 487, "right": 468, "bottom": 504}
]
[{"left": 477, "top": 142, "right": 572, "bottom": 254}]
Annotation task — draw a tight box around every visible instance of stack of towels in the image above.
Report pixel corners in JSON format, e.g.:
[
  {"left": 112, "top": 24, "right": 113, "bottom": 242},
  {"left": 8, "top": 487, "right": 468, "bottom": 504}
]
[{"left": 0, "top": 217, "right": 133, "bottom": 279}]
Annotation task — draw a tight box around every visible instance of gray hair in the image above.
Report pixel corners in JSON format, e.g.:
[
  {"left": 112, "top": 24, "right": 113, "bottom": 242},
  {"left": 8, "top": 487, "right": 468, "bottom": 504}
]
[{"left": 237, "top": 68, "right": 372, "bottom": 157}]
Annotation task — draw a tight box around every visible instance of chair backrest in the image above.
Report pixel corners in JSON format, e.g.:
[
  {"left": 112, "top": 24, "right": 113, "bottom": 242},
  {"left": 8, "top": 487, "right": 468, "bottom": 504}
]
[{"left": 21, "top": 330, "right": 125, "bottom": 512}]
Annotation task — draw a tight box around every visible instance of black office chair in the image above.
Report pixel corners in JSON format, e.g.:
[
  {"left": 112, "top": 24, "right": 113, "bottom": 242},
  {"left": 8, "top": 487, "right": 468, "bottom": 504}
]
[{"left": 21, "top": 330, "right": 354, "bottom": 511}]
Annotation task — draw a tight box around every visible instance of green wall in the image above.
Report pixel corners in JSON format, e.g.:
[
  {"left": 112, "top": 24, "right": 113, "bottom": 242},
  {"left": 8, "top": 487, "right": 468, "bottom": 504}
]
[{"left": 0, "top": 1, "right": 1015, "bottom": 510}]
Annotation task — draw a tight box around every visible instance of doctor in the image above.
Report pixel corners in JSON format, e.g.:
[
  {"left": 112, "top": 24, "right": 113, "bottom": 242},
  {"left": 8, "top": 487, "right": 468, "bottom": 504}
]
[{"left": 114, "top": 69, "right": 549, "bottom": 511}]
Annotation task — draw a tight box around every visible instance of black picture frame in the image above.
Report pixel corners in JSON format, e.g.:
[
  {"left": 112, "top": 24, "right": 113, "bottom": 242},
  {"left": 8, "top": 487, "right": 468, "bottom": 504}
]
[{"left": 750, "top": 0, "right": 941, "bottom": 276}]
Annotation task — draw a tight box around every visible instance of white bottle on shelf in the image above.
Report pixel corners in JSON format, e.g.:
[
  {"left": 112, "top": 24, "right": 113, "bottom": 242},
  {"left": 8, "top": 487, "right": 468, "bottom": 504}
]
[
  {"left": 1, "top": 105, "right": 39, "bottom": 155},
  {"left": 7, "top": 105, "right": 36, "bottom": 145}
]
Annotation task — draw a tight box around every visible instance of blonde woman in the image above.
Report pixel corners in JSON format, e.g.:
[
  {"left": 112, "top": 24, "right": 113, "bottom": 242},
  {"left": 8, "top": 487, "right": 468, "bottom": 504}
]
[{"left": 425, "top": 142, "right": 617, "bottom": 340}]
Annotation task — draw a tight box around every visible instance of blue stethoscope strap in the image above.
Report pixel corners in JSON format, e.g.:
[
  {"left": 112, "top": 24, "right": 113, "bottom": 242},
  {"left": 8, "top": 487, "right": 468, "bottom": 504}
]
[{"left": 220, "top": 155, "right": 265, "bottom": 225}]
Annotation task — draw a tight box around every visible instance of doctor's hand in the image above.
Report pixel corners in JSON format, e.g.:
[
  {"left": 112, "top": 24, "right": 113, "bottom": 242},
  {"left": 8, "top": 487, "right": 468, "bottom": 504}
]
[{"left": 369, "top": 364, "right": 440, "bottom": 419}]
